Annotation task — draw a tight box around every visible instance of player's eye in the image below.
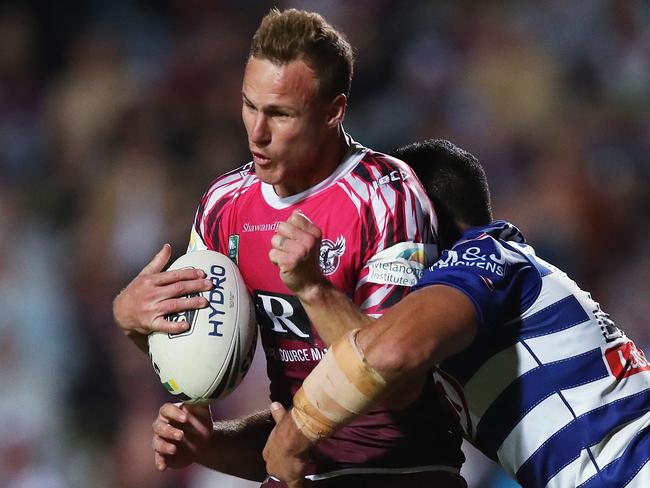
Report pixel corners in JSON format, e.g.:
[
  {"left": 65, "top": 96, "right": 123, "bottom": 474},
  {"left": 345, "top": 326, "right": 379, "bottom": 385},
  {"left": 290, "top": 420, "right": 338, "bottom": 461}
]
[{"left": 268, "top": 110, "right": 290, "bottom": 118}]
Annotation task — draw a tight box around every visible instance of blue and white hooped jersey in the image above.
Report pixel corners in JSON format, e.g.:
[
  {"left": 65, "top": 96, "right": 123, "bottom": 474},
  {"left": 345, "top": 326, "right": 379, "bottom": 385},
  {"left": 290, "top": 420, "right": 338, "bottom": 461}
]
[{"left": 417, "top": 221, "right": 650, "bottom": 488}]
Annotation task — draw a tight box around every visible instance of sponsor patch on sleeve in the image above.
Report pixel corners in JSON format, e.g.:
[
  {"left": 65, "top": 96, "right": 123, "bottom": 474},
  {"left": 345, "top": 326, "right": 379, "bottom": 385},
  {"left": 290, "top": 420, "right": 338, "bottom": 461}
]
[
  {"left": 605, "top": 341, "right": 650, "bottom": 379},
  {"left": 366, "top": 242, "right": 437, "bottom": 287}
]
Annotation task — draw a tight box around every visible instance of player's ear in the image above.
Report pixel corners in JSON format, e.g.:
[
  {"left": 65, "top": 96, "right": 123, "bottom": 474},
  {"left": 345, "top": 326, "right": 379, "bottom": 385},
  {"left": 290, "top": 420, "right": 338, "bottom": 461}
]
[{"left": 325, "top": 94, "right": 346, "bottom": 128}]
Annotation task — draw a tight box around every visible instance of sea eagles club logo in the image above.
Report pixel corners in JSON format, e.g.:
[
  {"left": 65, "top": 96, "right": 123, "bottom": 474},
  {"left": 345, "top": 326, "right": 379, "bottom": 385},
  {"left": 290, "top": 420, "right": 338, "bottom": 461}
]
[{"left": 319, "top": 236, "right": 346, "bottom": 275}]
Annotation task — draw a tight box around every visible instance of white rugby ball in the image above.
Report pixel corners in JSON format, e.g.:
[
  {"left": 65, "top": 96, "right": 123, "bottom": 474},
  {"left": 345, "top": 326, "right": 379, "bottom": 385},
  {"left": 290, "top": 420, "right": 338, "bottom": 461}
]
[{"left": 148, "top": 250, "right": 257, "bottom": 403}]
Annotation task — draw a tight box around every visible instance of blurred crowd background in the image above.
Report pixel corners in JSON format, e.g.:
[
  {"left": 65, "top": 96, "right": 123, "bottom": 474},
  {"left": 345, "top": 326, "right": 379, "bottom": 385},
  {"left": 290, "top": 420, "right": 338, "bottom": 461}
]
[{"left": 0, "top": 0, "right": 648, "bottom": 487}]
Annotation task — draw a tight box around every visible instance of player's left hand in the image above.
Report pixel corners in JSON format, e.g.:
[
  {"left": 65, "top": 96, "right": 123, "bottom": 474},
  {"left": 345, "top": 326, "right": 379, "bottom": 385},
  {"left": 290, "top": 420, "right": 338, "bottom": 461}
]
[
  {"left": 113, "top": 244, "right": 213, "bottom": 351},
  {"left": 269, "top": 210, "right": 327, "bottom": 295},
  {"left": 263, "top": 402, "right": 312, "bottom": 488},
  {"left": 152, "top": 402, "right": 214, "bottom": 471}
]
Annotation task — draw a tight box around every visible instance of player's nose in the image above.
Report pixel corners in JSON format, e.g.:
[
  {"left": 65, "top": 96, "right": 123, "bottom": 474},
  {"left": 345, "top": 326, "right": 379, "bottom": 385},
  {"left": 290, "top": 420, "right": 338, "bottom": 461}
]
[{"left": 250, "top": 113, "right": 271, "bottom": 146}]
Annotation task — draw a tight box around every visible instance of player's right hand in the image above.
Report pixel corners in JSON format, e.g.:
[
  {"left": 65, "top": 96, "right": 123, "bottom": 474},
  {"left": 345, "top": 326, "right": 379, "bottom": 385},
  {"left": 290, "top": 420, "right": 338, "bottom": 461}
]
[
  {"left": 113, "top": 244, "right": 214, "bottom": 342},
  {"left": 269, "top": 210, "right": 327, "bottom": 295},
  {"left": 152, "top": 402, "right": 213, "bottom": 471}
]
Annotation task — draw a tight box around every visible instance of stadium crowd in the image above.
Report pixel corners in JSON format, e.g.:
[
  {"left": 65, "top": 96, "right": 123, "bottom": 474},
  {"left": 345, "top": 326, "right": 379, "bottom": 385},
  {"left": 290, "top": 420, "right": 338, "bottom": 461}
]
[{"left": 0, "top": 1, "right": 647, "bottom": 487}]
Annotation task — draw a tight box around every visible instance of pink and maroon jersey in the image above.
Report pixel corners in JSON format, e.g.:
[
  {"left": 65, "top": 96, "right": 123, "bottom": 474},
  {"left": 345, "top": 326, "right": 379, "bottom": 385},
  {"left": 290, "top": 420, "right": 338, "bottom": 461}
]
[{"left": 190, "top": 136, "right": 464, "bottom": 479}]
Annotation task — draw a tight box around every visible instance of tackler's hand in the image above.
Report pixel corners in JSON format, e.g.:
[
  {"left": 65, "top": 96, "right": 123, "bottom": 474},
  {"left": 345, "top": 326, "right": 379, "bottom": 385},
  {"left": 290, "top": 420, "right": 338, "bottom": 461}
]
[{"left": 263, "top": 402, "right": 312, "bottom": 488}]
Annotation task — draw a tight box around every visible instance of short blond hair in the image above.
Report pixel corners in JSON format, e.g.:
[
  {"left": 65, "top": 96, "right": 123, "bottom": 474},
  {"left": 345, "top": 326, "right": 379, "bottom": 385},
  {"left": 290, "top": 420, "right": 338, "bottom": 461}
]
[{"left": 249, "top": 8, "right": 354, "bottom": 100}]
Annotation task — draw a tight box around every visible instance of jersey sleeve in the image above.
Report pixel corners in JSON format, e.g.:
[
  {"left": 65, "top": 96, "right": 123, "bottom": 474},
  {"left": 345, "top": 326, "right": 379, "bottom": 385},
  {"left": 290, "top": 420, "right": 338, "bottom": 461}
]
[
  {"left": 188, "top": 186, "right": 224, "bottom": 253},
  {"left": 187, "top": 164, "right": 254, "bottom": 254},
  {"left": 413, "top": 235, "right": 536, "bottom": 332},
  {"left": 353, "top": 159, "right": 438, "bottom": 316},
  {"left": 188, "top": 208, "right": 209, "bottom": 252}
]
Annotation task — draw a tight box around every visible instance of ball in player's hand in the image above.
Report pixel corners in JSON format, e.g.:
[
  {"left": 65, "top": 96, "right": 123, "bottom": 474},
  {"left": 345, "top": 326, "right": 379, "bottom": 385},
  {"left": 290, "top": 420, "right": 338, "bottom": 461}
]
[{"left": 148, "top": 251, "right": 257, "bottom": 403}]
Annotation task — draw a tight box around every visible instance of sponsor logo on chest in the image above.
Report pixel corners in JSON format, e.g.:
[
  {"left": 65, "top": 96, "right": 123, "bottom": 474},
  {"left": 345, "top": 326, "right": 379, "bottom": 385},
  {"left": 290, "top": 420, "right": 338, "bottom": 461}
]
[
  {"left": 254, "top": 290, "right": 313, "bottom": 343},
  {"left": 241, "top": 221, "right": 282, "bottom": 233},
  {"left": 253, "top": 290, "right": 328, "bottom": 363}
]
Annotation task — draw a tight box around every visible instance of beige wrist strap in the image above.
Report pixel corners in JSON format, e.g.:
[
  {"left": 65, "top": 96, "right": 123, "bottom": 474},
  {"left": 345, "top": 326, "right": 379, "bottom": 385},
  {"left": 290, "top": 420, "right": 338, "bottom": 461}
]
[{"left": 291, "top": 329, "right": 387, "bottom": 442}]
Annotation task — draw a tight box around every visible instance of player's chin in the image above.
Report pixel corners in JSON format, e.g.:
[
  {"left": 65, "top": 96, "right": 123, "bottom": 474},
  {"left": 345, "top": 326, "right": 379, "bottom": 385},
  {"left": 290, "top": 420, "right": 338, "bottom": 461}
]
[{"left": 254, "top": 164, "right": 282, "bottom": 185}]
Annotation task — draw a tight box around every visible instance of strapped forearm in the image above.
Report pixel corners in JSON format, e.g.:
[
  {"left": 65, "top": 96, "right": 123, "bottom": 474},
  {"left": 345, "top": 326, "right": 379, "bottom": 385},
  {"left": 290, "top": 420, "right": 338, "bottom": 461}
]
[
  {"left": 291, "top": 329, "right": 388, "bottom": 442},
  {"left": 290, "top": 286, "right": 479, "bottom": 443}
]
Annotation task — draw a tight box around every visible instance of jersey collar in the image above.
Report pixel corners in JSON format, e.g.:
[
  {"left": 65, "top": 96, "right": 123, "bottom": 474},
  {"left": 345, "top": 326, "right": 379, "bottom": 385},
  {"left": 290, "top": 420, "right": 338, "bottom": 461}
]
[{"left": 260, "top": 131, "right": 367, "bottom": 209}]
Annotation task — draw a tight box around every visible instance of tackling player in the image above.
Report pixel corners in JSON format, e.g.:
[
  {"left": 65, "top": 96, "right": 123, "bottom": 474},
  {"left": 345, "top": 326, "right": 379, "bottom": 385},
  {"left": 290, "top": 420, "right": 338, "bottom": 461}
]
[
  {"left": 263, "top": 139, "right": 650, "bottom": 487},
  {"left": 113, "top": 9, "right": 466, "bottom": 487}
]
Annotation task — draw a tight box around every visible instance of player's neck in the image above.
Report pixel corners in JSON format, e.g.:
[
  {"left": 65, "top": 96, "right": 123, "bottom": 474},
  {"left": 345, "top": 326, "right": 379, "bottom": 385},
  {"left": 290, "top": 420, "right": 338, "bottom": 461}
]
[
  {"left": 320, "top": 126, "right": 350, "bottom": 177},
  {"left": 274, "top": 127, "right": 349, "bottom": 198}
]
